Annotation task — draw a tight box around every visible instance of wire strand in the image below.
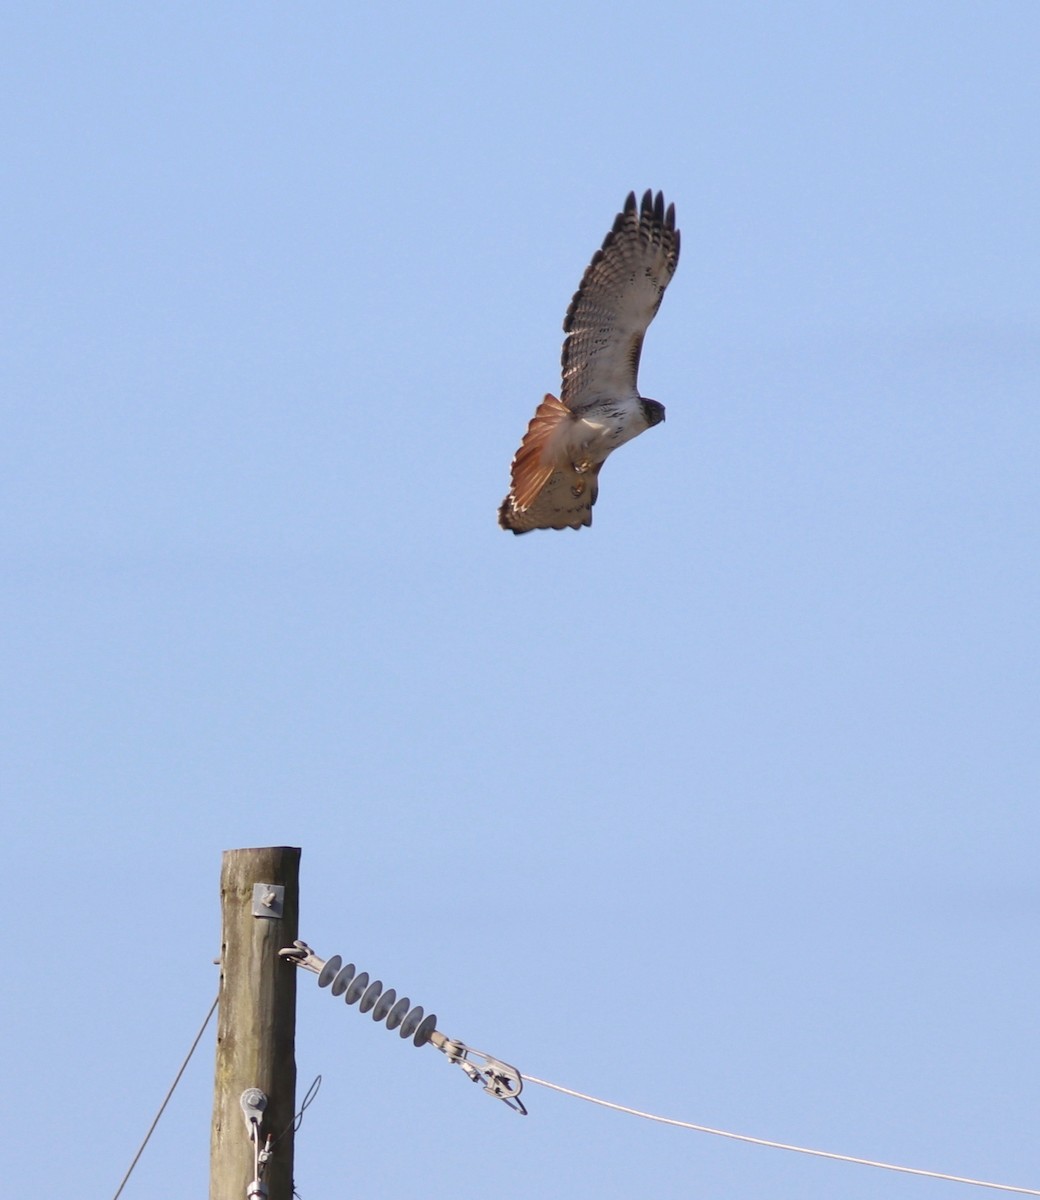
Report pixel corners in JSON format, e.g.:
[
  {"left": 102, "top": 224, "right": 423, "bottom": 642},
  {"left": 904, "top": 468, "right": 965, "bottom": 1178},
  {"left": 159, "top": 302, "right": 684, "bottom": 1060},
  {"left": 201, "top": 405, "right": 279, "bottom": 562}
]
[
  {"left": 522, "top": 1074, "right": 1040, "bottom": 1196},
  {"left": 112, "top": 994, "right": 219, "bottom": 1200}
]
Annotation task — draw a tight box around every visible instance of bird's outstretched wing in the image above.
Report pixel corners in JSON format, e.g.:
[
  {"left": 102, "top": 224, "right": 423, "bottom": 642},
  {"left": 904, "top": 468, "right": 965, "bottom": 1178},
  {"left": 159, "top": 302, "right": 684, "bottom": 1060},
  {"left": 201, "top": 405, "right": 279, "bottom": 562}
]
[{"left": 560, "top": 189, "right": 680, "bottom": 412}]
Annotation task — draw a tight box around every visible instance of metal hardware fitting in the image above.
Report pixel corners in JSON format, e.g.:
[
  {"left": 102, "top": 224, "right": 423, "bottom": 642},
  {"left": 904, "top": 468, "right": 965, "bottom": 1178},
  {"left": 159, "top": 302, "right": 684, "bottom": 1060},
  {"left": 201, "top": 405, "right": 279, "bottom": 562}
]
[
  {"left": 252, "top": 883, "right": 284, "bottom": 918},
  {"left": 428, "top": 1032, "right": 527, "bottom": 1115},
  {"left": 240, "top": 1088, "right": 267, "bottom": 1137},
  {"left": 278, "top": 940, "right": 327, "bottom": 976}
]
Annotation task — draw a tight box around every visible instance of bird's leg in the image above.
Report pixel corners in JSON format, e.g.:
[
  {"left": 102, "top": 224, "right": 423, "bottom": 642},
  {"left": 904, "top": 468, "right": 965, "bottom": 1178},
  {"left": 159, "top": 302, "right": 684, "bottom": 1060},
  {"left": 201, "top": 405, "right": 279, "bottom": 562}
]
[{"left": 570, "top": 459, "right": 594, "bottom": 498}]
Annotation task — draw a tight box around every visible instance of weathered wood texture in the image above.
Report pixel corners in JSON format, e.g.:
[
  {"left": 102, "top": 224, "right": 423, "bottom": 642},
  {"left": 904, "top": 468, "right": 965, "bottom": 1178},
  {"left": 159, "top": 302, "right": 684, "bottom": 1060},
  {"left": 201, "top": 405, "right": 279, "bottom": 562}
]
[{"left": 210, "top": 847, "right": 300, "bottom": 1200}]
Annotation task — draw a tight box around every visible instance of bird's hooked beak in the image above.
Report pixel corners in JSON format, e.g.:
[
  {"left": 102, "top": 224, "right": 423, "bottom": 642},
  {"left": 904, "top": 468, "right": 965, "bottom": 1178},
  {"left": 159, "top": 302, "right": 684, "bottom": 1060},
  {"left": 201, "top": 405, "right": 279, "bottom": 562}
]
[{"left": 641, "top": 398, "right": 666, "bottom": 428}]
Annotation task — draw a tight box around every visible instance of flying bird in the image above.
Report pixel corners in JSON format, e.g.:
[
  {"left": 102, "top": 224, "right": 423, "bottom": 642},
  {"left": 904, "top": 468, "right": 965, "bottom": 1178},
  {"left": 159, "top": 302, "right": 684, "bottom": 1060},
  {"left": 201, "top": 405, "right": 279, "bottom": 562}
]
[{"left": 498, "top": 189, "right": 680, "bottom": 534}]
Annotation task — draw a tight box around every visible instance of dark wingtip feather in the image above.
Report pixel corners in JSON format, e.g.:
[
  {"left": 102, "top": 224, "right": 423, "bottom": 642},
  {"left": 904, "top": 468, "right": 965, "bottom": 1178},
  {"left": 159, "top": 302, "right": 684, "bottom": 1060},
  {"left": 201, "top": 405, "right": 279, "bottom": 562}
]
[
  {"left": 611, "top": 191, "right": 636, "bottom": 237},
  {"left": 563, "top": 189, "right": 680, "bottom": 333}
]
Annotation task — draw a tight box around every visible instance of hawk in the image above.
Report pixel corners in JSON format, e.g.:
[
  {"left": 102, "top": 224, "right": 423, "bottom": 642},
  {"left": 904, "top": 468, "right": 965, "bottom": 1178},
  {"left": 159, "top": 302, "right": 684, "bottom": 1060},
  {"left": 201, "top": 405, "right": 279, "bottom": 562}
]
[{"left": 498, "top": 189, "right": 680, "bottom": 533}]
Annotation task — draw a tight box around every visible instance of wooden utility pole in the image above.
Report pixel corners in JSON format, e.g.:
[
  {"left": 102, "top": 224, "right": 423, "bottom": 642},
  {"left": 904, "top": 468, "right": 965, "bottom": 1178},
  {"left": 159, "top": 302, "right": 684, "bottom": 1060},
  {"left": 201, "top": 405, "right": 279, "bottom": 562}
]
[{"left": 211, "top": 847, "right": 300, "bottom": 1200}]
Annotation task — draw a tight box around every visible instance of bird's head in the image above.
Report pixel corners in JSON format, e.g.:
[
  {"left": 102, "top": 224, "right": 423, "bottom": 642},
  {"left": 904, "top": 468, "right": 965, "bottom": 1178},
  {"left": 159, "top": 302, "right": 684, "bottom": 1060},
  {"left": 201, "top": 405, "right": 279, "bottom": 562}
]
[{"left": 640, "top": 398, "right": 666, "bottom": 428}]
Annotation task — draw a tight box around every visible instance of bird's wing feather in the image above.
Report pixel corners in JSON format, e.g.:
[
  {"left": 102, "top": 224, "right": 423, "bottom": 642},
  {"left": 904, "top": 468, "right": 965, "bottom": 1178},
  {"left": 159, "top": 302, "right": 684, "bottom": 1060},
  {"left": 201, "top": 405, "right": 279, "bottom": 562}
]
[{"left": 560, "top": 189, "right": 680, "bottom": 412}]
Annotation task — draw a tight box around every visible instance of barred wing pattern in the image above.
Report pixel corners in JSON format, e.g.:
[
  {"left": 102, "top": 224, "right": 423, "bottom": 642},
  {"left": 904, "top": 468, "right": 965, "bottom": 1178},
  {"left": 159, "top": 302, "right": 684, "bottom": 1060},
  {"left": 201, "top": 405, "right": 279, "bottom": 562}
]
[{"left": 560, "top": 190, "right": 679, "bottom": 413}]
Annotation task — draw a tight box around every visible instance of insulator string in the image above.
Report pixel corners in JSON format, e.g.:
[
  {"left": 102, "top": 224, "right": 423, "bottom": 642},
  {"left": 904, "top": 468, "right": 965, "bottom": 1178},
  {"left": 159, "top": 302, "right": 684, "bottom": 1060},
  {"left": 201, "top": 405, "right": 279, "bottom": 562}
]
[{"left": 283, "top": 943, "right": 437, "bottom": 1048}]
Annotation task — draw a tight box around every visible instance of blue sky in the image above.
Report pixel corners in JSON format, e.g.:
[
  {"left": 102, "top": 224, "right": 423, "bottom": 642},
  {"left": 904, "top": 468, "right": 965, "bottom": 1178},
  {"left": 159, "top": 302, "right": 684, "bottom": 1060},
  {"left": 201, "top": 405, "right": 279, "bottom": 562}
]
[{"left": 4, "top": 3, "right": 1038, "bottom": 1197}]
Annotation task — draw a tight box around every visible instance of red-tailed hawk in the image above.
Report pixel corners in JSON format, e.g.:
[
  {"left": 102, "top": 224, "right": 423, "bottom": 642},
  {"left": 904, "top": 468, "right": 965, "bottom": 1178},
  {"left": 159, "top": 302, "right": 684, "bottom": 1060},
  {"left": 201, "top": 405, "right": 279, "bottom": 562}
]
[{"left": 498, "top": 189, "right": 680, "bottom": 533}]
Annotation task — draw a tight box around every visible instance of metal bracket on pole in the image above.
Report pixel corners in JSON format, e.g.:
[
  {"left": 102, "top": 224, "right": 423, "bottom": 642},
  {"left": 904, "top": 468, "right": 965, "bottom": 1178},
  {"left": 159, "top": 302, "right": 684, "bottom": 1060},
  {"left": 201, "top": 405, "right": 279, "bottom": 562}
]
[
  {"left": 251, "top": 884, "right": 284, "bottom": 918},
  {"left": 240, "top": 1088, "right": 267, "bottom": 1138}
]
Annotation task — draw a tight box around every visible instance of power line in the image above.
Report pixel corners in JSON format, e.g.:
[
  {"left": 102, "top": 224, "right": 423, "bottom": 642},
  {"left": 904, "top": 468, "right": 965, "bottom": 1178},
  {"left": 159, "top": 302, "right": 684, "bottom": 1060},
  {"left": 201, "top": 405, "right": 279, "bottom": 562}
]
[
  {"left": 112, "top": 994, "right": 219, "bottom": 1200},
  {"left": 522, "top": 1073, "right": 1040, "bottom": 1196}
]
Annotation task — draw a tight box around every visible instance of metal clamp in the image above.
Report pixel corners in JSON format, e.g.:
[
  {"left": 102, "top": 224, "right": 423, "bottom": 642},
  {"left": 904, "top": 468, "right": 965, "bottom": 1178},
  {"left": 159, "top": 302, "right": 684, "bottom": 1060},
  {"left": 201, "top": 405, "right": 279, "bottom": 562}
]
[{"left": 428, "top": 1033, "right": 527, "bottom": 1115}]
